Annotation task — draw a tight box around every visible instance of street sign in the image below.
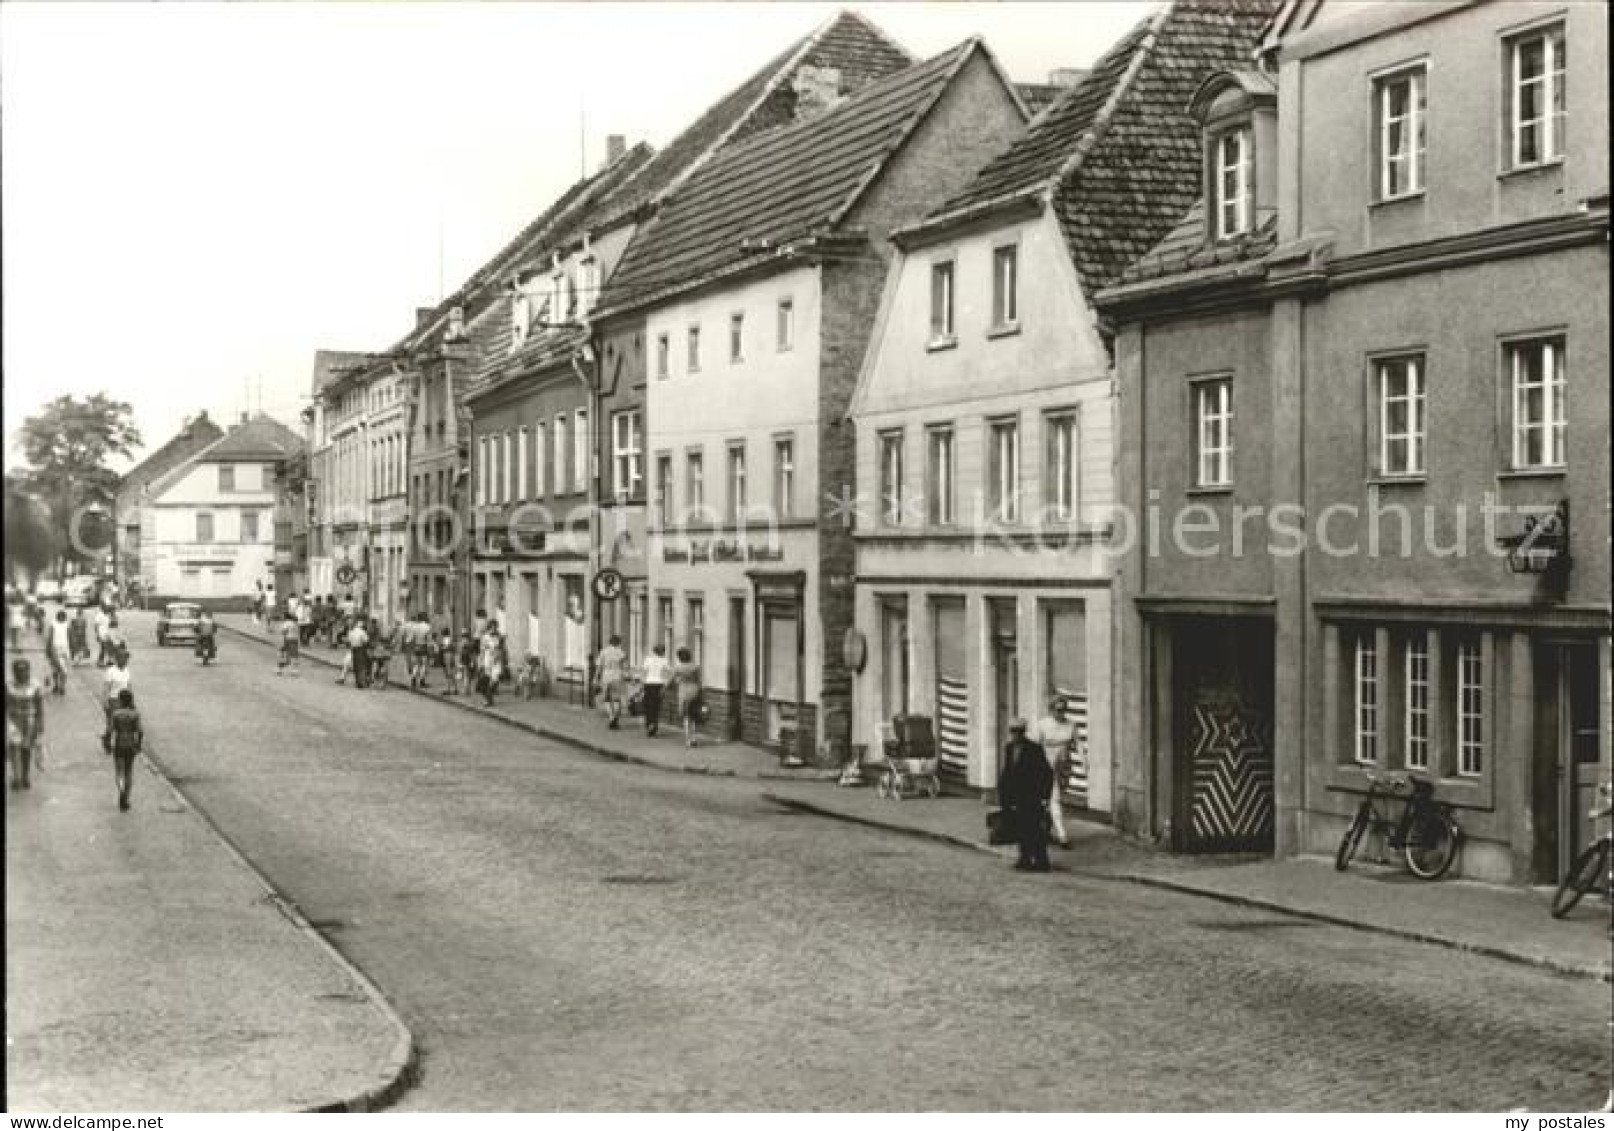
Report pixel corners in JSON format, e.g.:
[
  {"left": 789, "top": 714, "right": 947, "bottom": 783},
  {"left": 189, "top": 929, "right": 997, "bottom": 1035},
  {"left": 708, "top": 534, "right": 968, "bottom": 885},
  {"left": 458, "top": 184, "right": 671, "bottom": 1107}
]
[
  {"left": 591, "top": 567, "right": 625, "bottom": 602},
  {"left": 336, "top": 564, "right": 357, "bottom": 586}
]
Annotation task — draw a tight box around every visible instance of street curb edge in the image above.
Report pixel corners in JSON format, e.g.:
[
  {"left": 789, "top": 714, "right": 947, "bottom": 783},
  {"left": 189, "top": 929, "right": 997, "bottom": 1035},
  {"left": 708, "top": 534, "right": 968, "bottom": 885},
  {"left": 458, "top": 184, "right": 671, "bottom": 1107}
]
[{"left": 138, "top": 744, "right": 420, "bottom": 1111}]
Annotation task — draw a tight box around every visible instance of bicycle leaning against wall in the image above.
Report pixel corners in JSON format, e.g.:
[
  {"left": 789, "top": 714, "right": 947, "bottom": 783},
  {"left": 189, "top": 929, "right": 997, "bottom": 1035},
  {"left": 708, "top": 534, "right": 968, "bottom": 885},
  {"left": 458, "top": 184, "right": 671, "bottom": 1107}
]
[
  {"left": 1334, "top": 767, "right": 1463, "bottom": 880},
  {"left": 1550, "top": 782, "right": 1612, "bottom": 920}
]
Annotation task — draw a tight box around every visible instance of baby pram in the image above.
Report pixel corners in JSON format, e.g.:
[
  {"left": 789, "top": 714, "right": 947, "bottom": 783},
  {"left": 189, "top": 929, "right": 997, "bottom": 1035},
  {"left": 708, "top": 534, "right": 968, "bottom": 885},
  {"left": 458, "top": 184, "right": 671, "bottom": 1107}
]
[{"left": 873, "top": 714, "right": 941, "bottom": 800}]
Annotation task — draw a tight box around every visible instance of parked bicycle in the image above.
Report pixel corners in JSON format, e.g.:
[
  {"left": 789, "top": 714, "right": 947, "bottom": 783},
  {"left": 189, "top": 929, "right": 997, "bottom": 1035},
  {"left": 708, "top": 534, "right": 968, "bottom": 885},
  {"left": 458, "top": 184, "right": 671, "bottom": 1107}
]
[
  {"left": 1550, "top": 782, "right": 1612, "bottom": 920},
  {"left": 1335, "top": 767, "right": 1462, "bottom": 880}
]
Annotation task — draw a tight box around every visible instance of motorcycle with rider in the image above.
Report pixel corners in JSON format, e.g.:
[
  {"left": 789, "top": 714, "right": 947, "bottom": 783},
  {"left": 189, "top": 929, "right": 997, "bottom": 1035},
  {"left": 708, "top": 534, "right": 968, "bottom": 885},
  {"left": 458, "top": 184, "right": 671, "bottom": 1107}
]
[{"left": 195, "top": 609, "right": 218, "bottom": 665}]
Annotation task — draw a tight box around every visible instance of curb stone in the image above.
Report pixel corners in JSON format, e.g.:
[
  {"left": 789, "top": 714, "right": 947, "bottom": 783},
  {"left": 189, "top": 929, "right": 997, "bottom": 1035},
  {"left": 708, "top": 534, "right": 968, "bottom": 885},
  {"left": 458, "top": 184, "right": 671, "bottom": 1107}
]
[
  {"left": 222, "top": 623, "right": 839, "bottom": 783},
  {"left": 135, "top": 732, "right": 419, "bottom": 1111},
  {"left": 763, "top": 791, "right": 1613, "bottom": 985}
]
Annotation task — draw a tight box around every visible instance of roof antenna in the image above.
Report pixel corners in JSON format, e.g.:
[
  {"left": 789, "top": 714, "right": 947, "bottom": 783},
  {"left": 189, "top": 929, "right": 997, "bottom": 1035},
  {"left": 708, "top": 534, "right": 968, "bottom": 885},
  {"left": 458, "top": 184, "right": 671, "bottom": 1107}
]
[{"left": 579, "top": 101, "right": 587, "bottom": 177}]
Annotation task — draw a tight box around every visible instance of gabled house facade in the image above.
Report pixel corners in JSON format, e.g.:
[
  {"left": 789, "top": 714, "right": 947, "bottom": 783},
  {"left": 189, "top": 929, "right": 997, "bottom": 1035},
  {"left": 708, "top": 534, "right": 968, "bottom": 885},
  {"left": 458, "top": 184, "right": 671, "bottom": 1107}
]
[
  {"left": 848, "top": 0, "right": 1281, "bottom": 803},
  {"left": 598, "top": 37, "right": 1030, "bottom": 761},
  {"left": 590, "top": 10, "right": 918, "bottom": 680},
  {"left": 1096, "top": 0, "right": 1609, "bottom": 883},
  {"left": 139, "top": 414, "right": 303, "bottom": 606},
  {"left": 114, "top": 409, "right": 225, "bottom": 598}
]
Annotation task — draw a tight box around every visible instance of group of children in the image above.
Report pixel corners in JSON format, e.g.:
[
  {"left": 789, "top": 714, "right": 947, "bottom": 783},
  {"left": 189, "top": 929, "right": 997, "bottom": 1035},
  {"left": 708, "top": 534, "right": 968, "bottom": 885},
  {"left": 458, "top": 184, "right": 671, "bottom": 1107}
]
[{"left": 6, "top": 646, "right": 142, "bottom": 811}]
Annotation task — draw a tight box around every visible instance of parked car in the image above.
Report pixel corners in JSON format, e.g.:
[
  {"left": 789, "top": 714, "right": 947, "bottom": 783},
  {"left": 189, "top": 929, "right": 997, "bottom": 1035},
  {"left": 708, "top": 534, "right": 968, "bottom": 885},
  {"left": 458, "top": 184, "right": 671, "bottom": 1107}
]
[
  {"left": 63, "top": 577, "right": 99, "bottom": 608},
  {"left": 156, "top": 602, "right": 203, "bottom": 646},
  {"left": 34, "top": 578, "right": 63, "bottom": 602}
]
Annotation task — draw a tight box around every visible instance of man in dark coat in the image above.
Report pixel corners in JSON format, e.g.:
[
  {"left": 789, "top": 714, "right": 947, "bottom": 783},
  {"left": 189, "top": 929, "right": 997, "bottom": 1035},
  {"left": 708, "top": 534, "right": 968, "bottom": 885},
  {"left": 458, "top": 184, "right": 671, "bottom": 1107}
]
[{"left": 999, "top": 719, "right": 1053, "bottom": 872}]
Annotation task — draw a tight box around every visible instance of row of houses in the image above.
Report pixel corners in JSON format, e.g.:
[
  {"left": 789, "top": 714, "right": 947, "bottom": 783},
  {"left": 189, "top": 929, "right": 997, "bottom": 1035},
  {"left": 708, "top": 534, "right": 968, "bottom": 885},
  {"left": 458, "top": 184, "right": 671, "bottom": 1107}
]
[{"left": 298, "top": 0, "right": 1609, "bottom": 889}]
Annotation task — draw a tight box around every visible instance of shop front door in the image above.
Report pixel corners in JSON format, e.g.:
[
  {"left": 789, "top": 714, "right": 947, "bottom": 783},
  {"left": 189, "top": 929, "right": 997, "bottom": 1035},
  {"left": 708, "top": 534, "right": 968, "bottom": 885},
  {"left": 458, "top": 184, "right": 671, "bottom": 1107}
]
[
  {"left": 1173, "top": 616, "right": 1275, "bottom": 854},
  {"left": 1533, "top": 640, "right": 1606, "bottom": 884}
]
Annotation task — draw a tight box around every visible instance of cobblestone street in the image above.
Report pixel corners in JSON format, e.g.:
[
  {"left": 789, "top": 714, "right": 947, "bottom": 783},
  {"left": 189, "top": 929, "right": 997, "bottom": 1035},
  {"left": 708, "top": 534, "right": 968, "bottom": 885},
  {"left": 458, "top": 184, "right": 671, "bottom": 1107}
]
[{"left": 100, "top": 618, "right": 1610, "bottom": 1111}]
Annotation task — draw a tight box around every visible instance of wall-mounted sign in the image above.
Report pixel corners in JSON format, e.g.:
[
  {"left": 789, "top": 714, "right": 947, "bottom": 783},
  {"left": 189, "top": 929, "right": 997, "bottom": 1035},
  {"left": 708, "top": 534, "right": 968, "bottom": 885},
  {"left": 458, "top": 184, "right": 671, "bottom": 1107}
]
[{"left": 591, "top": 568, "right": 625, "bottom": 602}]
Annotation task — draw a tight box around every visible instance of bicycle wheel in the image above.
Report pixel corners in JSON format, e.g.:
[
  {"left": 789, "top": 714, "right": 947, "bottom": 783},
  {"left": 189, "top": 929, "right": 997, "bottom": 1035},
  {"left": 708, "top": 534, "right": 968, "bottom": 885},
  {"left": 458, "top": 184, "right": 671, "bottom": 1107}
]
[
  {"left": 1335, "top": 806, "right": 1369, "bottom": 871},
  {"left": 1404, "top": 810, "right": 1460, "bottom": 880},
  {"left": 1551, "top": 839, "right": 1610, "bottom": 919}
]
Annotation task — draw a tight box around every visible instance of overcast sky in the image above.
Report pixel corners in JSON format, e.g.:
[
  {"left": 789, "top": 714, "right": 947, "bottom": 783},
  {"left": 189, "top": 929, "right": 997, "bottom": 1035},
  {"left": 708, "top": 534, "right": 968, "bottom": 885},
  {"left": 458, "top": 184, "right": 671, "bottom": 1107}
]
[{"left": 1, "top": 1, "right": 1154, "bottom": 471}]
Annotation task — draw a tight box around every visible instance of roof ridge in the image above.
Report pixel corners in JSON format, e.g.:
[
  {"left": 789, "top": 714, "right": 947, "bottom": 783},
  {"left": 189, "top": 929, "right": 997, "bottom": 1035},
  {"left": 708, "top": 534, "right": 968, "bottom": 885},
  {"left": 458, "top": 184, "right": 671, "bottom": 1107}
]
[
  {"left": 1043, "top": 2, "right": 1173, "bottom": 198},
  {"left": 827, "top": 37, "right": 985, "bottom": 229}
]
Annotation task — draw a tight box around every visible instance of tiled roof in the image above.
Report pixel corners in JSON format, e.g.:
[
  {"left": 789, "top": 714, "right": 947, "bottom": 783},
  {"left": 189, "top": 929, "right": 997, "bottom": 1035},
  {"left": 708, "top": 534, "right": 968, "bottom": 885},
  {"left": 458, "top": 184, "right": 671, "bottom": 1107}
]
[
  {"left": 1015, "top": 79, "right": 1081, "bottom": 120},
  {"left": 117, "top": 413, "right": 226, "bottom": 502},
  {"left": 310, "top": 349, "right": 369, "bottom": 394},
  {"left": 601, "top": 41, "right": 978, "bottom": 316},
  {"left": 595, "top": 10, "right": 913, "bottom": 226},
  {"left": 926, "top": 0, "right": 1281, "bottom": 296},
  {"left": 1113, "top": 200, "right": 1279, "bottom": 285},
  {"left": 201, "top": 414, "right": 305, "bottom": 462}
]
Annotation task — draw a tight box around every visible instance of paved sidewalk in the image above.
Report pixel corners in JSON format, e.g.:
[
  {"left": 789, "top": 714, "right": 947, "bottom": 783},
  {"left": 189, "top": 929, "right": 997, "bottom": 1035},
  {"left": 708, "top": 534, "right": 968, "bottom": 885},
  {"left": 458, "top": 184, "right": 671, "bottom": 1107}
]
[
  {"left": 219, "top": 613, "right": 837, "bottom": 782},
  {"left": 4, "top": 644, "right": 414, "bottom": 1112},
  {"left": 762, "top": 779, "right": 1613, "bottom": 982}
]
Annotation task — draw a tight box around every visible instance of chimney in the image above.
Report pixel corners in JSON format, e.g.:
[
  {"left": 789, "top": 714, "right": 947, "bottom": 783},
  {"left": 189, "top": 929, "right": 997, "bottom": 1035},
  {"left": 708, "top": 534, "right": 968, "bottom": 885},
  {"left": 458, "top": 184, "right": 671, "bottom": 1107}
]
[
  {"left": 605, "top": 134, "right": 627, "bottom": 166},
  {"left": 1048, "top": 67, "right": 1086, "bottom": 88},
  {"left": 239, "top": 411, "right": 250, "bottom": 426},
  {"left": 416, "top": 306, "right": 436, "bottom": 331}
]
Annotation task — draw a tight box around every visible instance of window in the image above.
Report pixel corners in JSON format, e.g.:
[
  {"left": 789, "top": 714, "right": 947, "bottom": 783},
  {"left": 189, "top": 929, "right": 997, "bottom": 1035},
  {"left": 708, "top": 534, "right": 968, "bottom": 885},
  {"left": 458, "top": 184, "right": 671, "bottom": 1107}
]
[
  {"left": 879, "top": 430, "right": 904, "bottom": 526},
  {"left": 1506, "top": 23, "right": 1565, "bottom": 168},
  {"left": 988, "top": 417, "right": 1020, "bottom": 522},
  {"left": 687, "top": 596, "right": 704, "bottom": 664},
  {"left": 577, "top": 257, "right": 598, "bottom": 320},
  {"left": 517, "top": 428, "right": 529, "bottom": 501},
  {"left": 655, "top": 454, "right": 673, "bottom": 526},
  {"left": 1375, "top": 65, "right": 1426, "bottom": 199},
  {"left": 658, "top": 595, "right": 675, "bottom": 657},
  {"left": 729, "top": 312, "right": 744, "bottom": 363},
  {"left": 1353, "top": 634, "right": 1379, "bottom": 765},
  {"left": 773, "top": 437, "right": 795, "bottom": 518},
  {"left": 573, "top": 410, "right": 588, "bottom": 494},
  {"left": 628, "top": 592, "right": 645, "bottom": 668},
  {"left": 240, "top": 510, "right": 260, "bottom": 543},
  {"left": 656, "top": 333, "right": 670, "bottom": 379},
  {"left": 503, "top": 431, "right": 514, "bottom": 504},
  {"left": 552, "top": 416, "right": 568, "bottom": 496},
  {"left": 218, "top": 465, "right": 235, "bottom": 492},
  {"left": 612, "top": 411, "right": 643, "bottom": 501},
  {"left": 777, "top": 298, "right": 794, "bottom": 351},
  {"left": 1404, "top": 635, "right": 1430, "bottom": 771},
  {"left": 1194, "top": 377, "right": 1233, "bottom": 489},
  {"left": 476, "top": 437, "right": 489, "bottom": 505},
  {"left": 929, "top": 260, "right": 955, "bottom": 342},
  {"left": 686, "top": 449, "right": 705, "bottom": 514},
  {"left": 687, "top": 325, "right": 701, "bottom": 373},
  {"left": 927, "top": 426, "right": 955, "bottom": 526},
  {"left": 1456, "top": 639, "right": 1484, "bottom": 777},
  {"left": 1508, "top": 337, "right": 1567, "bottom": 469},
  {"left": 726, "top": 442, "right": 747, "bottom": 525},
  {"left": 534, "top": 421, "right": 548, "bottom": 497},
  {"left": 510, "top": 287, "right": 531, "bottom": 351},
  {"left": 1044, "top": 410, "right": 1078, "bottom": 519},
  {"left": 195, "top": 512, "right": 214, "bottom": 543},
  {"left": 1376, "top": 356, "right": 1425, "bottom": 477},
  {"left": 1214, "top": 127, "right": 1251, "bottom": 238},
  {"left": 991, "top": 244, "right": 1018, "bottom": 329}
]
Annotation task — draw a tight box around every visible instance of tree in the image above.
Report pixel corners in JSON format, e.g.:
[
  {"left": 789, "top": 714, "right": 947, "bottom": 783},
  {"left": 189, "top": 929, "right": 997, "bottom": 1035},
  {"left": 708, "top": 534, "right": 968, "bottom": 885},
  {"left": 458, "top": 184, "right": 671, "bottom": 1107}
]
[
  {"left": 13, "top": 393, "right": 141, "bottom": 575},
  {"left": 3, "top": 474, "right": 57, "bottom": 584}
]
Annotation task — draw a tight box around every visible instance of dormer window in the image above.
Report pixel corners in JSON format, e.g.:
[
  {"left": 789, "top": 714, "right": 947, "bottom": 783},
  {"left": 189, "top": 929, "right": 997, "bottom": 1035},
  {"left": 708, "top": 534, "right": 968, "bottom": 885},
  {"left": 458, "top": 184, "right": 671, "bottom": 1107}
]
[
  {"left": 577, "top": 256, "right": 599, "bottom": 321},
  {"left": 510, "top": 285, "right": 532, "bottom": 353},
  {"left": 1214, "top": 127, "right": 1252, "bottom": 238},
  {"left": 1189, "top": 72, "right": 1276, "bottom": 246}
]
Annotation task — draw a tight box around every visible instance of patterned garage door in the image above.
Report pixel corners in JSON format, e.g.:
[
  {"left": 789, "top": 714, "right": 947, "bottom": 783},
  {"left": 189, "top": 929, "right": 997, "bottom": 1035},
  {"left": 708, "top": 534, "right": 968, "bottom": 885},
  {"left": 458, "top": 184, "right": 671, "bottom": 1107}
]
[
  {"left": 1054, "top": 687, "right": 1089, "bottom": 806},
  {"left": 936, "top": 675, "right": 970, "bottom": 780}
]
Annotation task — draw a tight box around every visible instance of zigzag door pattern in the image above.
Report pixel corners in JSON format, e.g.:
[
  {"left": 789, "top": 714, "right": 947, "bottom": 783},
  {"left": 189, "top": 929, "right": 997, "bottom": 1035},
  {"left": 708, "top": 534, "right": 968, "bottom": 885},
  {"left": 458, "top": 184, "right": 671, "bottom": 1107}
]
[{"left": 1187, "top": 694, "right": 1274, "bottom": 851}]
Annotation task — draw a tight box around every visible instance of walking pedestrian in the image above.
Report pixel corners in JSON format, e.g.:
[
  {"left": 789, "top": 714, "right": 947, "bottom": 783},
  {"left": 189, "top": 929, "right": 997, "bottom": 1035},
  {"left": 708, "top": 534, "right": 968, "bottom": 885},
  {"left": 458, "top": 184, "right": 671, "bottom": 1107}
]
[
  {"left": 6, "top": 658, "right": 45, "bottom": 791},
  {"left": 276, "top": 614, "right": 301, "bottom": 676},
  {"left": 999, "top": 719, "right": 1053, "bottom": 872},
  {"left": 68, "top": 606, "right": 91, "bottom": 665},
  {"left": 102, "top": 651, "right": 133, "bottom": 726},
  {"left": 7, "top": 595, "right": 24, "bottom": 651},
  {"left": 671, "top": 647, "right": 703, "bottom": 748},
  {"left": 297, "top": 591, "right": 315, "bottom": 645},
  {"left": 1030, "top": 696, "right": 1076, "bottom": 848},
  {"left": 6, "top": 658, "right": 44, "bottom": 790},
  {"left": 93, "top": 604, "right": 112, "bottom": 666},
  {"left": 103, "top": 688, "right": 143, "bottom": 812},
  {"left": 106, "top": 613, "right": 128, "bottom": 666},
  {"left": 596, "top": 635, "right": 628, "bottom": 730},
  {"left": 340, "top": 617, "right": 371, "bottom": 688},
  {"left": 453, "top": 630, "right": 476, "bottom": 697},
  {"left": 369, "top": 619, "right": 396, "bottom": 689},
  {"left": 476, "top": 624, "right": 506, "bottom": 707},
  {"left": 640, "top": 644, "right": 671, "bottom": 738},
  {"left": 45, "top": 610, "right": 71, "bottom": 696},
  {"left": 252, "top": 581, "right": 265, "bottom": 627}
]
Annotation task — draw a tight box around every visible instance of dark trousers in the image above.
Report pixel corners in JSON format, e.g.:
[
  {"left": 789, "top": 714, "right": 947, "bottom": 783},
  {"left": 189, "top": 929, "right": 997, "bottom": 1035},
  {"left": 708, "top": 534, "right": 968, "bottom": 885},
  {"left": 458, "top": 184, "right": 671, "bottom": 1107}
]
[
  {"left": 353, "top": 647, "right": 371, "bottom": 688},
  {"left": 642, "top": 684, "right": 665, "bottom": 735},
  {"left": 1015, "top": 806, "right": 1050, "bottom": 870}
]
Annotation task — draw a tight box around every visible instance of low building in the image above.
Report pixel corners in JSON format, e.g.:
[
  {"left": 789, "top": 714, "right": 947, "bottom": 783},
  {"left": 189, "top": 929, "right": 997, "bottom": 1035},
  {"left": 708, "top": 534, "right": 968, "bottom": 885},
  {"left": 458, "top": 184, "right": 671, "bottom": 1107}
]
[
  {"left": 139, "top": 413, "right": 303, "bottom": 606},
  {"left": 113, "top": 410, "right": 225, "bottom": 598}
]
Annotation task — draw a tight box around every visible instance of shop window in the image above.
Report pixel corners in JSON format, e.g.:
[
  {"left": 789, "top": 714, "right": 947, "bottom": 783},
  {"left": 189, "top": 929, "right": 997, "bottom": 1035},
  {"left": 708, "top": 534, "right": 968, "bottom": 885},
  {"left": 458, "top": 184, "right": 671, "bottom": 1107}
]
[
  {"left": 1404, "top": 634, "right": 1431, "bottom": 771},
  {"left": 1454, "top": 638, "right": 1485, "bottom": 777},
  {"left": 1353, "top": 632, "right": 1379, "bottom": 765}
]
